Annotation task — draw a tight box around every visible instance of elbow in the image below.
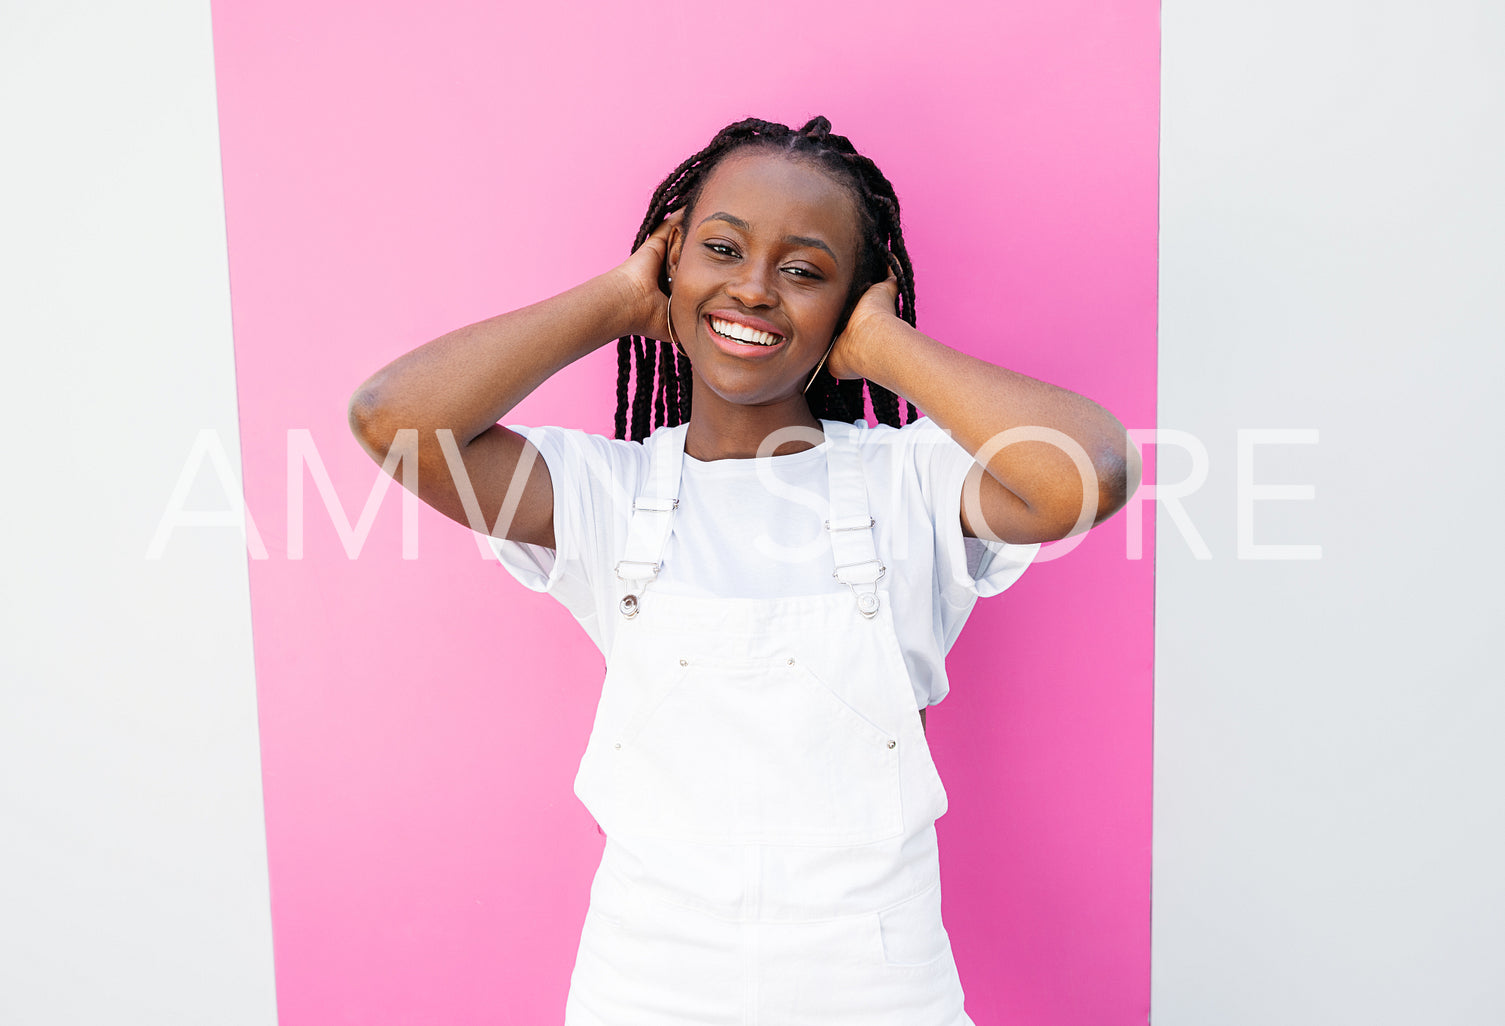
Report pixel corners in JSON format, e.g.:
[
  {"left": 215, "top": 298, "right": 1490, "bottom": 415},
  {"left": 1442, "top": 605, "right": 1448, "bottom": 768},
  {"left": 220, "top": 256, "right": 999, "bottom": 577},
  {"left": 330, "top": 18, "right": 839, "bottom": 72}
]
[
  {"left": 1005, "top": 414, "right": 1141, "bottom": 541},
  {"left": 348, "top": 382, "right": 396, "bottom": 458},
  {"left": 1089, "top": 431, "right": 1141, "bottom": 526},
  {"left": 1034, "top": 432, "right": 1139, "bottom": 539}
]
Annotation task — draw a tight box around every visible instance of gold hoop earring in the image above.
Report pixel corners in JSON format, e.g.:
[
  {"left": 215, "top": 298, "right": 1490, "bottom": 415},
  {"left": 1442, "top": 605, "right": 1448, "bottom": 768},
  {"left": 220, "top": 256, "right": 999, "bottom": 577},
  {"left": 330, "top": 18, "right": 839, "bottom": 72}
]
[
  {"left": 666, "top": 289, "right": 685, "bottom": 354},
  {"left": 804, "top": 338, "right": 838, "bottom": 394}
]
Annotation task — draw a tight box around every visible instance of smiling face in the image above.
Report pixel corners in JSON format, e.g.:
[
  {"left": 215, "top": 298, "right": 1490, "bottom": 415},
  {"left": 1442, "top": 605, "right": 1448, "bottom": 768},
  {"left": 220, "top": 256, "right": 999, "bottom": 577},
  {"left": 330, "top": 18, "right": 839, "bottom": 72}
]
[{"left": 665, "top": 149, "right": 863, "bottom": 411}]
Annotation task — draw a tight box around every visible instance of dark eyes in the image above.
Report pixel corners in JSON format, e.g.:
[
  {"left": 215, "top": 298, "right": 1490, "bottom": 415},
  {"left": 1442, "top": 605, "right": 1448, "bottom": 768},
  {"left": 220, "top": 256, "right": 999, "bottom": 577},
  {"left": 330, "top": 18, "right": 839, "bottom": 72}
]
[{"left": 703, "top": 242, "right": 822, "bottom": 280}]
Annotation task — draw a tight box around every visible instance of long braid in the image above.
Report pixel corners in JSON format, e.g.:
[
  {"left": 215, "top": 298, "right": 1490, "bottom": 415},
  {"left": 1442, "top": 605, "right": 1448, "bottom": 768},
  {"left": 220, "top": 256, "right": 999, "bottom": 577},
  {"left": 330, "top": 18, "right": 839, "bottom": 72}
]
[
  {"left": 630, "top": 336, "right": 654, "bottom": 441},
  {"left": 614, "top": 338, "right": 632, "bottom": 439},
  {"left": 838, "top": 378, "right": 865, "bottom": 422},
  {"left": 613, "top": 116, "right": 923, "bottom": 439},
  {"left": 654, "top": 339, "right": 672, "bottom": 430},
  {"left": 664, "top": 346, "right": 680, "bottom": 428},
  {"left": 674, "top": 347, "right": 693, "bottom": 424}
]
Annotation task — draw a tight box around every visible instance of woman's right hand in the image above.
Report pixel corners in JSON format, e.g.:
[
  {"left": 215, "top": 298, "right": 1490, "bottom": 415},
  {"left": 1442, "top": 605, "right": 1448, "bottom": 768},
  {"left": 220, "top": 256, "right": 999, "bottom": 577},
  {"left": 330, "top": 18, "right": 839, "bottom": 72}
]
[{"left": 611, "top": 210, "right": 682, "bottom": 342}]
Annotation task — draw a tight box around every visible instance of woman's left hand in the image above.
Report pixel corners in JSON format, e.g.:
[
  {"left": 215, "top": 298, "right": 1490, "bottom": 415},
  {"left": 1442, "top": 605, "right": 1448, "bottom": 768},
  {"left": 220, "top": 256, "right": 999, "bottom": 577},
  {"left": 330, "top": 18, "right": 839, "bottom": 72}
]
[{"left": 825, "top": 274, "right": 905, "bottom": 381}]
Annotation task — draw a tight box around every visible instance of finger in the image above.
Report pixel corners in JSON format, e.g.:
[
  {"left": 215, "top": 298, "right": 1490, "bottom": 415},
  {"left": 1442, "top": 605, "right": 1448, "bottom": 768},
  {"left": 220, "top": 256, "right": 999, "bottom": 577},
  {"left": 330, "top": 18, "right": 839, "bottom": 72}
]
[
  {"left": 871, "top": 275, "right": 900, "bottom": 311},
  {"left": 867, "top": 275, "right": 898, "bottom": 300},
  {"left": 650, "top": 208, "right": 684, "bottom": 239}
]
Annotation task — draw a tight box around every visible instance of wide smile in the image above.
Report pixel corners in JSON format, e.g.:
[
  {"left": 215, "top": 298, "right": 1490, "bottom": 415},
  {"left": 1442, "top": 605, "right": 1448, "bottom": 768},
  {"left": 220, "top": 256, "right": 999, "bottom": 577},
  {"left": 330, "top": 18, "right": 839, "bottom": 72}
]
[{"left": 704, "top": 314, "right": 788, "bottom": 359}]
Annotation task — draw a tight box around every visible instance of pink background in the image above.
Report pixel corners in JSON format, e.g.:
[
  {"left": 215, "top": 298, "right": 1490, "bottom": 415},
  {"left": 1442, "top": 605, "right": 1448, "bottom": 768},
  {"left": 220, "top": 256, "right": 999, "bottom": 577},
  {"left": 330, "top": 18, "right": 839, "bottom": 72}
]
[{"left": 210, "top": 1, "right": 1158, "bottom": 1023}]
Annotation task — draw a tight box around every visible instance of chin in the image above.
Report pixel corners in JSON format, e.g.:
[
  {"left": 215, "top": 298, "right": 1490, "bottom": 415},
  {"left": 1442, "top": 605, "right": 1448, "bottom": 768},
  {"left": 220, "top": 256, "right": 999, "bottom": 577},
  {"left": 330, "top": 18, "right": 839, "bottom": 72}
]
[{"left": 692, "top": 366, "right": 803, "bottom": 410}]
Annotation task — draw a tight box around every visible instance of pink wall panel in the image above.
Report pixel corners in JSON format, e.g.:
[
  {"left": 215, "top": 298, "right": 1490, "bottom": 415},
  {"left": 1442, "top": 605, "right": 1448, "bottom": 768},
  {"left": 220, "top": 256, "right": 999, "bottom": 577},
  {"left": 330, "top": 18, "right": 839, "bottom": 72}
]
[{"left": 210, "top": 2, "right": 1157, "bottom": 1023}]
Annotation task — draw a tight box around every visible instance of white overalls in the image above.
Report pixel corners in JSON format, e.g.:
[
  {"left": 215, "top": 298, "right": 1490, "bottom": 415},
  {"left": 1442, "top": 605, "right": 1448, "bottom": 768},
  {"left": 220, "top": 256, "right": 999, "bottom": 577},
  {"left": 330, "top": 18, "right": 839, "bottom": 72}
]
[{"left": 564, "top": 421, "right": 976, "bottom": 1026}]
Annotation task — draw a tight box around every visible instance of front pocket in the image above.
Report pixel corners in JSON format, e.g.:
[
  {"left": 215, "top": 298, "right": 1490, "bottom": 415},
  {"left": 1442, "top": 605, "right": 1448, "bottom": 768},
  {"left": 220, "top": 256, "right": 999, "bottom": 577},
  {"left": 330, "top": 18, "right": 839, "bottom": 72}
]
[
  {"left": 609, "top": 658, "right": 904, "bottom": 846},
  {"left": 877, "top": 884, "right": 952, "bottom": 969},
  {"left": 584, "top": 861, "right": 635, "bottom": 929}
]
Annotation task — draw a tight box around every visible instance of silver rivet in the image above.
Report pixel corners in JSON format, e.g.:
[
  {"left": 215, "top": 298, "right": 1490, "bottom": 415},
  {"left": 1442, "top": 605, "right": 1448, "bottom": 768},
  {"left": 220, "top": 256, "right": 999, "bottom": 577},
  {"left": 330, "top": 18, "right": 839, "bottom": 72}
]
[
  {"left": 857, "top": 592, "right": 880, "bottom": 616},
  {"left": 786, "top": 657, "right": 795, "bottom": 665},
  {"left": 887, "top": 740, "right": 897, "bottom": 749},
  {"left": 619, "top": 594, "right": 639, "bottom": 618},
  {"left": 614, "top": 742, "right": 622, "bottom": 750},
  {"left": 679, "top": 658, "right": 688, "bottom": 666}
]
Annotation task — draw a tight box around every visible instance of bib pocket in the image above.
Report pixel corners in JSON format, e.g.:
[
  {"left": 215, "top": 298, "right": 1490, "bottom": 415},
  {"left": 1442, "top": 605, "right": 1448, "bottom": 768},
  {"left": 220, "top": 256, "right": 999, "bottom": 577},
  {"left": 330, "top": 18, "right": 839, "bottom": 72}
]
[{"left": 607, "top": 656, "right": 904, "bottom": 846}]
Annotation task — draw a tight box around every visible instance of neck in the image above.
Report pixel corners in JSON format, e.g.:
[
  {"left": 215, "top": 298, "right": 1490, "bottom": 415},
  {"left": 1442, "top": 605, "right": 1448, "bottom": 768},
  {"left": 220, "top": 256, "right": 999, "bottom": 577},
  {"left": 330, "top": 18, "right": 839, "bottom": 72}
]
[{"left": 682, "top": 387, "right": 824, "bottom": 461}]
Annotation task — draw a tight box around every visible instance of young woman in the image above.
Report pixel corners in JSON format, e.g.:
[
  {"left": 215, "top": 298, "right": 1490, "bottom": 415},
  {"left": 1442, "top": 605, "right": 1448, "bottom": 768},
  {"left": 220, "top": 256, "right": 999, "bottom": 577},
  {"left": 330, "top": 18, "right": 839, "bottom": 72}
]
[{"left": 350, "top": 115, "right": 1139, "bottom": 1025}]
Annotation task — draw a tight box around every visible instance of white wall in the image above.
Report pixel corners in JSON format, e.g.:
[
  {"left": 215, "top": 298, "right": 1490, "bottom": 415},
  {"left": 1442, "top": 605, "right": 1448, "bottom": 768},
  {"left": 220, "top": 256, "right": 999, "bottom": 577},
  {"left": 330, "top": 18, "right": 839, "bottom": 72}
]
[
  {"left": 1155, "top": 2, "right": 1505, "bottom": 1023},
  {"left": 0, "top": 3, "right": 277, "bottom": 1024}
]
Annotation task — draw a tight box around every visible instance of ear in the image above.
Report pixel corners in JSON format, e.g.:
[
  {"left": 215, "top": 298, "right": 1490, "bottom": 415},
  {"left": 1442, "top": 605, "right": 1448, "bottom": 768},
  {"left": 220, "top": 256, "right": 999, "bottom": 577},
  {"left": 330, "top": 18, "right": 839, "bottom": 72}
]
[{"left": 666, "top": 221, "right": 685, "bottom": 278}]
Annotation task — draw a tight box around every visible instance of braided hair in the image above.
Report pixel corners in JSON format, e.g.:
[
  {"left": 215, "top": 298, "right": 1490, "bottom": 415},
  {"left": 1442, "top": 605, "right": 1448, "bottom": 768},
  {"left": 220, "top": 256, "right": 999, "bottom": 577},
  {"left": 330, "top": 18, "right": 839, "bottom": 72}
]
[{"left": 614, "top": 116, "right": 918, "bottom": 441}]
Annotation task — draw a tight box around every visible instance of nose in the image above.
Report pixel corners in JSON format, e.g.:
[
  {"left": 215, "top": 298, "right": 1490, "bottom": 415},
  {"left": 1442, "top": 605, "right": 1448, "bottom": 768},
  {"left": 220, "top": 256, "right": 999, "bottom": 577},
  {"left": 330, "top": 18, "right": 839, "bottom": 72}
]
[{"left": 726, "top": 258, "right": 779, "bottom": 309}]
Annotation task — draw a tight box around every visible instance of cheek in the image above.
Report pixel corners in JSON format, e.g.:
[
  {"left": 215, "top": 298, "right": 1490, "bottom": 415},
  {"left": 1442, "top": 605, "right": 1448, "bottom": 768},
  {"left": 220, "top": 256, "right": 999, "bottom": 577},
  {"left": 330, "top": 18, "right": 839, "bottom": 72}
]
[
  {"left": 676, "top": 253, "right": 722, "bottom": 291},
  {"left": 812, "top": 291, "right": 852, "bottom": 334}
]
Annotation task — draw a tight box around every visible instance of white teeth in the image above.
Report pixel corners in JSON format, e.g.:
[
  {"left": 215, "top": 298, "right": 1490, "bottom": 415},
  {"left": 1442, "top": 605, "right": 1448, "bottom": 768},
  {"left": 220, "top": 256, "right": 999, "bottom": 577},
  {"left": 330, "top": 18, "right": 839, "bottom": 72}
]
[{"left": 710, "top": 317, "right": 781, "bottom": 347}]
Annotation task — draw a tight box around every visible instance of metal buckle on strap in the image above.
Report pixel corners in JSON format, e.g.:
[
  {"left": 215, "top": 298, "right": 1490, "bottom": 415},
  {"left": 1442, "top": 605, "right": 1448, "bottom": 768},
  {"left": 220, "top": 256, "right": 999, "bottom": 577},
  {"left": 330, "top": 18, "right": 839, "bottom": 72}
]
[
  {"left": 831, "top": 558, "right": 886, "bottom": 582},
  {"left": 833, "top": 559, "right": 885, "bottom": 618},
  {"left": 632, "top": 497, "right": 679, "bottom": 512},
  {"left": 616, "top": 561, "right": 660, "bottom": 619},
  {"left": 824, "top": 515, "right": 875, "bottom": 533},
  {"left": 614, "top": 560, "right": 661, "bottom": 581}
]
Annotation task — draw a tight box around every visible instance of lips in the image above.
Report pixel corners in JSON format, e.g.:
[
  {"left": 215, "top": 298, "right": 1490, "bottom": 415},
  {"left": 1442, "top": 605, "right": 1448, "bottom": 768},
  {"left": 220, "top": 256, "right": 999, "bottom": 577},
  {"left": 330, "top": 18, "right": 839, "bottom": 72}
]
[
  {"left": 702, "top": 315, "right": 788, "bottom": 360},
  {"left": 708, "top": 315, "right": 782, "bottom": 347}
]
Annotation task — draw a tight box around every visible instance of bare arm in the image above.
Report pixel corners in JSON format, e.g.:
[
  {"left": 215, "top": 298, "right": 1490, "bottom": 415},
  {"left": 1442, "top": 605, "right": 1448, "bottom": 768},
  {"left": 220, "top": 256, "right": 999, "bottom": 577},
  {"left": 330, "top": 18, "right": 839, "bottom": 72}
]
[
  {"left": 828, "top": 277, "right": 1141, "bottom": 544},
  {"left": 347, "top": 215, "right": 679, "bottom": 548}
]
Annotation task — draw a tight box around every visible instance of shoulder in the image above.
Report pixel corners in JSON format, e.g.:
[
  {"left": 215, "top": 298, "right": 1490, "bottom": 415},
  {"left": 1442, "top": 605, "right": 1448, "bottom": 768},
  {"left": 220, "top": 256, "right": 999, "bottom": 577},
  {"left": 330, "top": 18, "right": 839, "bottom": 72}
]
[
  {"left": 836, "top": 416, "right": 971, "bottom": 488},
  {"left": 506, "top": 424, "right": 651, "bottom": 496},
  {"left": 509, "top": 423, "right": 648, "bottom": 464},
  {"left": 488, "top": 425, "right": 652, "bottom": 603},
  {"left": 841, "top": 415, "right": 957, "bottom": 451},
  {"left": 839, "top": 418, "right": 1039, "bottom": 604}
]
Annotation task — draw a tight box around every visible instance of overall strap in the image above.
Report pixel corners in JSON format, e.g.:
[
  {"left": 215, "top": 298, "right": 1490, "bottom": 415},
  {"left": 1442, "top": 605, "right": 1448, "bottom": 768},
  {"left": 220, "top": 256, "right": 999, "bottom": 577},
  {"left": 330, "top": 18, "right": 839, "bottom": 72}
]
[
  {"left": 823, "top": 421, "right": 884, "bottom": 619},
  {"left": 614, "top": 424, "right": 687, "bottom": 618}
]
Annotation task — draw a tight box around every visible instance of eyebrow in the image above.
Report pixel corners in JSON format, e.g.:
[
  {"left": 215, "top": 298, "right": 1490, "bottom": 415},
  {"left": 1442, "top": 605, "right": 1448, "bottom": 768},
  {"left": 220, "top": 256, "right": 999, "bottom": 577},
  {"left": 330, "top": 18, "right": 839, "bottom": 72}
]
[{"left": 699, "top": 211, "right": 839, "bottom": 265}]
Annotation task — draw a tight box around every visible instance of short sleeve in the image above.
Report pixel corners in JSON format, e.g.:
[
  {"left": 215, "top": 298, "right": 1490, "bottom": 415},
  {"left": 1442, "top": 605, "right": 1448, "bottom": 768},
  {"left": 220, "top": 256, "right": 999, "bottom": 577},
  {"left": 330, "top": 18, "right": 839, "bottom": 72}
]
[
  {"left": 907, "top": 417, "right": 1039, "bottom": 607},
  {"left": 485, "top": 425, "right": 647, "bottom": 655},
  {"left": 486, "top": 426, "right": 568, "bottom": 593}
]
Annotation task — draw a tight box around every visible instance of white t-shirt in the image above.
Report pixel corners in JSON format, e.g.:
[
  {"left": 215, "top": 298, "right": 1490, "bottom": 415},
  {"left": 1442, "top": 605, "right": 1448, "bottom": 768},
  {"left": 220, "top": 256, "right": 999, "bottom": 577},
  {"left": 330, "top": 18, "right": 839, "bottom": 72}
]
[{"left": 489, "top": 417, "right": 1038, "bottom": 708}]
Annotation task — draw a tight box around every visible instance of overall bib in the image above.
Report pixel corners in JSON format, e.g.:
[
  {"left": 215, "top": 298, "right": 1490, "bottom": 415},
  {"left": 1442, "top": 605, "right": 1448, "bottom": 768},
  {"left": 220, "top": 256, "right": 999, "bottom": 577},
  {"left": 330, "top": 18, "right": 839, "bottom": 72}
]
[{"left": 564, "top": 421, "right": 975, "bottom": 1026}]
